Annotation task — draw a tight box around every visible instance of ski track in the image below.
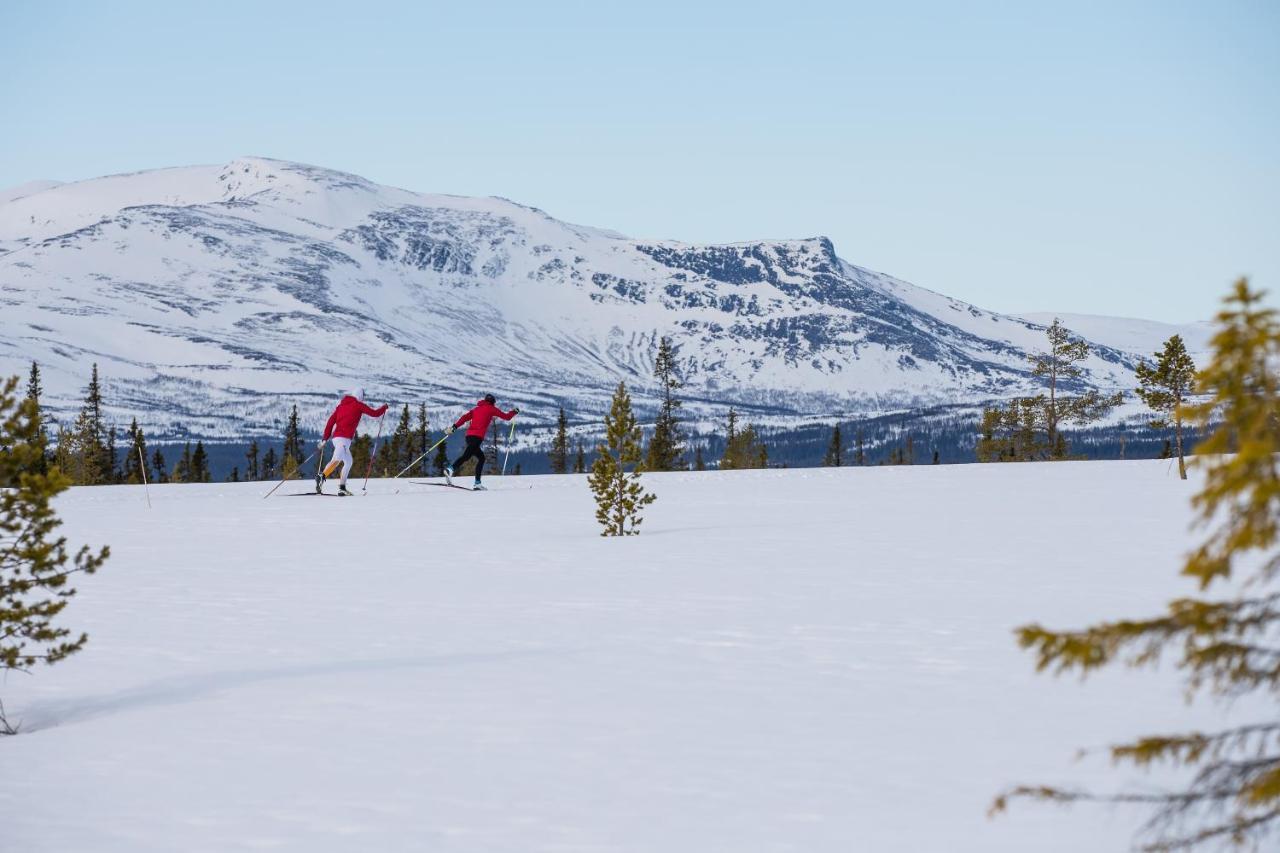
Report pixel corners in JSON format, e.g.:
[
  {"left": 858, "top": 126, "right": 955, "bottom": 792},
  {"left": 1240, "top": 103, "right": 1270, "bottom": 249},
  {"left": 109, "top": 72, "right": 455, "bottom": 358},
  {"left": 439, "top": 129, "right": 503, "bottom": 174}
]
[{"left": 1, "top": 462, "right": 1260, "bottom": 852}]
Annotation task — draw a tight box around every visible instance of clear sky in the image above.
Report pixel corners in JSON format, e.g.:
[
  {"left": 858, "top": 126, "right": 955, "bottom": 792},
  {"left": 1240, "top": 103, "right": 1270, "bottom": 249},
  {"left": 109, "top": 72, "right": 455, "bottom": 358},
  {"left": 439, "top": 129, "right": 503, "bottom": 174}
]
[{"left": 3, "top": 0, "right": 1276, "bottom": 323}]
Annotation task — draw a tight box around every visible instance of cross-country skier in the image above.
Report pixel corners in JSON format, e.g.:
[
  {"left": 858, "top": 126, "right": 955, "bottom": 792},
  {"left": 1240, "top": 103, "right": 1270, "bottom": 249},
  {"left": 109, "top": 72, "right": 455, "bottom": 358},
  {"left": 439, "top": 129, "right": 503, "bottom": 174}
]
[
  {"left": 317, "top": 390, "right": 387, "bottom": 495},
  {"left": 445, "top": 394, "right": 518, "bottom": 490}
]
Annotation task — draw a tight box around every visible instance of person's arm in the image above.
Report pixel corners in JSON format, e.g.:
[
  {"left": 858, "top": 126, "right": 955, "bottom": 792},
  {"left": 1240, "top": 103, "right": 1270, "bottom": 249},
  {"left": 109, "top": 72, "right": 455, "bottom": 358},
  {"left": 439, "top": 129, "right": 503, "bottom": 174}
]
[
  {"left": 453, "top": 409, "right": 475, "bottom": 430},
  {"left": 322, "top": 409, "right": 338, "bottom": 442},
  {"left": 498, "top": 407, "right": 519, "bottom": 421},
  {"left": 357, "top": 400, "right": 386, "bottom": 417}
]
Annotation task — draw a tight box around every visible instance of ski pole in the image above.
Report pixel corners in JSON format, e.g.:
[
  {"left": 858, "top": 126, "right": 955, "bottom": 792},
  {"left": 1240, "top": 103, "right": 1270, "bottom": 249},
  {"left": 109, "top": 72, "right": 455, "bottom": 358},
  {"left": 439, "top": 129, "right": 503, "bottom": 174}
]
[
  {"left": 501, "top": 414, "right": 518, "bottom": 476},
  {"left": 261, "top": 449, "right": 318, "bottom": 499},
  {"left": 138, "top": 444, "right": 152, "bottom": 509},
  {"left": 390, "top": 432, "right": 450, "bottom": 480},
  {"left": 362, "top": 413, "right": 385, "bottom": 494}
]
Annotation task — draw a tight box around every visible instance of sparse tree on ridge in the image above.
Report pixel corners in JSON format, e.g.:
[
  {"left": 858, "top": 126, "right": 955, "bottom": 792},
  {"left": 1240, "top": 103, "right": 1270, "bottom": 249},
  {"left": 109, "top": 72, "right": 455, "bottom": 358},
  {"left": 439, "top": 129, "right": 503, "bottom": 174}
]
[
  {"left": 994, "top": 280, "right": 1280, "bottom": 850},
  {"left": 721, "top": 409, "right": 768, "bottom": 470},
  {"left": 823, "top": 425, "right": 843, "bottom": 467},
  {"left": 0, "top": 375, "right": 109, "bottom": 733},
  {"left": 1030, "top": 319, "right": 1124, "bottom": 459},
  {"left": 416, "top": 404, "right": 430, "bottom": 476},
  {"left": 191, "top": 441, "right": 211, "bottom": 483},
  {"left": 588, "top": 382, "right": 656, "bottom": 536},
  {"left": 549, "top": 407, "right": 569, "bottom": 474},
  {"left": 261, "top": 446, "right": 278, "bottom": 481},
  {"left": 245, "top": 440, "right": 260, "bottom": 481},
  {"left": 151, "top": 447, "right": 169, "bottom": 483},
  {"left": 1136, "top": 334, "right": 1198, "bottom": 481},
  {"left": 121, "top": 419, "right": 150, "bottom": 485},
  {"left": 26, "top": 362, "right": 48, "bottom": 477},
  {"left": 282, "top": 405, "right": 304, "bottom": 479},
  {"left": 172, "top": 442, "right": 192, "bottom": 483},
  {"left": 646, "top": 336, "right": 685, "bottom": 471},
  {"left": 433, "top": 432, "right": 449, "bottom": 476}
]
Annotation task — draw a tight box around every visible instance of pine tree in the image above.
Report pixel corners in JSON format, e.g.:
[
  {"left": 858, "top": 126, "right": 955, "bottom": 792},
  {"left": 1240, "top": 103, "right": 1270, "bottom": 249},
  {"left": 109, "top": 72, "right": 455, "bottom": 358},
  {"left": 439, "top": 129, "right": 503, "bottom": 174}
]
[
  {"left": 549, "top": 407, "right": 570, "bottom": 474},
  {"left": 976, "top": 397, "right": 1049, "bottom": 462},
  {"left": 172, "top": 442, "right": 192, "bottom": 484},
  {"left": 121, "top": 419, "right": 150, "bottom": 485},
  {"left": 227, "top": 466, "right": 240, "bottom": 483},
  {"left": 1136, "top": 334, "right": 1198, "bottom": 480},
  {"left": 646, "top": 336, "right": 685, "bottom": 471},
  {"left": 588, "top": 382, "right": 656, "bottom": 537},
  {"left": 416, "top": 403, "right": 430, "bottom": 477},
  {"left": 433, "top": 433, "right": 449, "bottom": 476},
  {"left": 573, "top": 441, "right": 586, "bottom": 474},
  {"left": 1159, "top": 439, "right": 1173, "bottom": 460},
  {"left": 932, "top": 449, "right": 940, "bottom": 465},
  {"left": 351, "top": 434, "right": 373, "bottom": 480},
  {"left": 487, "top": 419, "right": 500, "bottom": 476},
  {"left": 191, "top": 441, "right": 210, "bottom": 483},
  {"left": 721, "top": 410, "right": 767, "bottom": 470},
  {"left": 694, "top": 444, "right": 705, "bottom": 471},
  {"left": 282, "top": 405, "right": 304, "bottom": 479},
  {"left": 823, "top": 425, "right": 843, "bottom": 467},
  {"left": 84, "top": 364, "right": 111, "bottom": 482},
  {"left": 245, "top": 440, "right": 260, "bottom": 481},
  {"left": 387, "top": 404, "right": 413, "bottom": 475},
  {"left": 994, "top": 280, "right": 1280, "bottom": 850},
  {"left": 261, "top": 447, "right": 278, "bottom": 481},
  {"left": 1, "top": 375, "right": 108, "bottom": 732},
  {"left": 151, "top": 448, "right": 169, "bottom": 484},
  {"left": 26, "top": 362, "right": 48, "bottom": 477},
  {"left": 855, "top": 427, "right": 866, "bottom": 466},
  {"left": 1025, "top": 319, "right": 1124, "bottom": 459}
]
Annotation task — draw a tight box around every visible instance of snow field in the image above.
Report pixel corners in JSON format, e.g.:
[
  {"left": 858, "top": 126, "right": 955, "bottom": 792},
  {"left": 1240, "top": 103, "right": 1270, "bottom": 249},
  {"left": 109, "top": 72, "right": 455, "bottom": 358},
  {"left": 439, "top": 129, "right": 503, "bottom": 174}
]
[{"left": 2, "top": 461, "right": 1261, "bottom": 851}]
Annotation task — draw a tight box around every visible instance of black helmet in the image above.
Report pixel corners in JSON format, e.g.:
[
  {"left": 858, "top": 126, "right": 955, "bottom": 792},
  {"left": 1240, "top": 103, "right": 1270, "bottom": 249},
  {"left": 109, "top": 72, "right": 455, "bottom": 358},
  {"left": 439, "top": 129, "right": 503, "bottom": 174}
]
[{"left": 484, "top": 393, "right": 496, "bottom": 405}]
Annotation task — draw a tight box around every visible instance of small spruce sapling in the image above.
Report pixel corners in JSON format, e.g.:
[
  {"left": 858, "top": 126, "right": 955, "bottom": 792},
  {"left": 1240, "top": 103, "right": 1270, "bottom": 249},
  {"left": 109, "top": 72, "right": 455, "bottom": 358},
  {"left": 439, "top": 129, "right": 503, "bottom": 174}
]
[
  {"left": 588, "top": 382, "right": 656, "bottom": 536},
  {"left": 0, "top": 376, "right": 109, "bottom": 733}
]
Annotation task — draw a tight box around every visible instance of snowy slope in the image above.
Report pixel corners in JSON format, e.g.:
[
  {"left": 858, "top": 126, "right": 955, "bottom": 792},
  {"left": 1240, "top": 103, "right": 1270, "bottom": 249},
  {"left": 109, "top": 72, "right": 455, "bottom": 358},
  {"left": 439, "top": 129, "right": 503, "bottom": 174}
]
[
  {"left": 0, "top": 157, "right": 1173, "bottom": 439},
  {"left": 2, "top": 462, "right": 1262, "bottom": 852}
]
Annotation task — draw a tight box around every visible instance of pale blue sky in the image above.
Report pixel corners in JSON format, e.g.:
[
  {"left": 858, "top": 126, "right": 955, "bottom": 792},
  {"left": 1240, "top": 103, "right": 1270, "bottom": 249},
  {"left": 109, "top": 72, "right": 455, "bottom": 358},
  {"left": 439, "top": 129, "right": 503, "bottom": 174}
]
[{"left": 3, "top": 0, "right": 1276, "bottom": 323}]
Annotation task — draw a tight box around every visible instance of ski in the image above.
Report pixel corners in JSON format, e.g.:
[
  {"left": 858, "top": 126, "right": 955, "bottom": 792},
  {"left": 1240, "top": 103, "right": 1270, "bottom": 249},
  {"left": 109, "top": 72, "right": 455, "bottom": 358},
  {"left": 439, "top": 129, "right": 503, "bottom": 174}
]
[
  {"left": 409, "top": 481, "right": 474, "bottom": 491},
  {"left": 285, "top": 492, "right": 345, "bottom": 497}
]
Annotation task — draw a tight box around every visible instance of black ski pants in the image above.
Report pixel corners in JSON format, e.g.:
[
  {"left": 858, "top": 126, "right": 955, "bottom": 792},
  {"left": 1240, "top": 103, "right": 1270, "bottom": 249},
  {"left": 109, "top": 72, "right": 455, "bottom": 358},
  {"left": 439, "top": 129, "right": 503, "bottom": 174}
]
[{"left": 452, "top": 435, "right": 486, "bottom": 481}]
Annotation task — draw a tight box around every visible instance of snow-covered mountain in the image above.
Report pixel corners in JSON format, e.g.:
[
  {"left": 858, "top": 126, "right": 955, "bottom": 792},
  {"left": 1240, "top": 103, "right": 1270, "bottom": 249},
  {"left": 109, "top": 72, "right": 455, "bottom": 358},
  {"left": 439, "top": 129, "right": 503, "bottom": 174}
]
[{"left": 0, "top": 157, "right": 1199, "bottom": 439}]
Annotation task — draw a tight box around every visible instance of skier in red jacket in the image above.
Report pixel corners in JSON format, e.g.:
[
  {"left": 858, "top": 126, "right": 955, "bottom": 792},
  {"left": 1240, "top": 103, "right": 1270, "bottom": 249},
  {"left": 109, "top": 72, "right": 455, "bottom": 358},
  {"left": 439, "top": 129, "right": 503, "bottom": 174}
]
[
  {"left": 317, "top": 389, "right": 387, "bottom": 495},
  {"left": 445, "top": 394, "right": 518, "bottom": 490}
]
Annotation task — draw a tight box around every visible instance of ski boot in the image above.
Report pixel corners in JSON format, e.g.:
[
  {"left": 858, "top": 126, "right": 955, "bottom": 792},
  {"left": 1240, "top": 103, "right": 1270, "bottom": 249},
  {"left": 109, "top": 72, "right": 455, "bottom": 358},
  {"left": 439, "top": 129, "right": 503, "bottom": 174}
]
[
  {"left": 315, "top": 472, "right": 326, "bottom": 494},
  {"left": 472, "top": 481, "right": 487, "bottom": 491},
  {"left": 337, "top": 484, "right": 353, "bottom": 496},
  {"left": 443, "top": 465, "right": 454, "bottom": 485}
]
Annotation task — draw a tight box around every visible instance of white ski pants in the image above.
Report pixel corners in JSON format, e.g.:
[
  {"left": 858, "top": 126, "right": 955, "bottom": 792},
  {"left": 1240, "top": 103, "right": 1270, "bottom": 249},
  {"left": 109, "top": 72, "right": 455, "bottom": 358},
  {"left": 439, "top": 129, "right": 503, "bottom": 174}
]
[{"left": 326, "top": 437, "right": 353, "bottom": 483}]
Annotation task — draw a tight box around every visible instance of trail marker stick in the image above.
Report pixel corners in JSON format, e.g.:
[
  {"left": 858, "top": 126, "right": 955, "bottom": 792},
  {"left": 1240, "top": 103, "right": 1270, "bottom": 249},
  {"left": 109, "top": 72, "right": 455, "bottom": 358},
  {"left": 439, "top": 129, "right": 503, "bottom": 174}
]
[{"left": 138, "top": 444, "right": 152, "bottom": 509}]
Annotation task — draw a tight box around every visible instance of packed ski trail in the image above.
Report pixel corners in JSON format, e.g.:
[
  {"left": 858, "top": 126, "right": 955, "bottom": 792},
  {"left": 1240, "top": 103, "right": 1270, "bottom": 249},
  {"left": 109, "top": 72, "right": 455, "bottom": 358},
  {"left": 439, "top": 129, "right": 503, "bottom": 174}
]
[{"left": 3, "top": 462, "right": 1261, "bottom": 852}]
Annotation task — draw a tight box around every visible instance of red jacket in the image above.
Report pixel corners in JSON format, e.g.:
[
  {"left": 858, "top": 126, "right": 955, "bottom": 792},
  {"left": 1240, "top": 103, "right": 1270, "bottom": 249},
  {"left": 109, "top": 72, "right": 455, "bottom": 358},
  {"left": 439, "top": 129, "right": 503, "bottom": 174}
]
[
  {"left": 454, "top": 399, "right": 517, "bottom": 438},
  {"left": 323, "top": 396, "right": 387, "bottom": 441}
]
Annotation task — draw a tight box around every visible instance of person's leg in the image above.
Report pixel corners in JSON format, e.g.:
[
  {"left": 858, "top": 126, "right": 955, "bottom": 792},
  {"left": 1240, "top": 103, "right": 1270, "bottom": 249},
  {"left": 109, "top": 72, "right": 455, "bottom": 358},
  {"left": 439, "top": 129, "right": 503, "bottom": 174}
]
[
  {"left": 331, "top": 437, "right": 354, "bottom": 486},
  {"left": 472, "top": 441, "right": 487, "bottom": 483},
  {"left": 452, "top": 436, "right": 482, "bottom": 475}
]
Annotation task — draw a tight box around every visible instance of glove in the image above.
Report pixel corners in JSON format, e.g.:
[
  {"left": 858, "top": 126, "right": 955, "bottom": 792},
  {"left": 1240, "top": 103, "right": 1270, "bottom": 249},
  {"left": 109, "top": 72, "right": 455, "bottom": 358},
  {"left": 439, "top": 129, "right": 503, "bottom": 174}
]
[
  {"left": 316, "top": 439, "right": 325, "bottom": 449},
  {"left": 446, "top": 425, "right": 456, "bottom": 435},
  {"left": 512, "top": 408, "right": 520, "bottom": 416}
]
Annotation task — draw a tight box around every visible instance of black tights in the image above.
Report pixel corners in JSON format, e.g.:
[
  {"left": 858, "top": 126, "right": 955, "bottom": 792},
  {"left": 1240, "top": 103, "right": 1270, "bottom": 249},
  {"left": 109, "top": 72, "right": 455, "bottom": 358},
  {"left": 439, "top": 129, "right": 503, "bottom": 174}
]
[{"left": 452, "top": 436, "right": 486, "bottom": 481}]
